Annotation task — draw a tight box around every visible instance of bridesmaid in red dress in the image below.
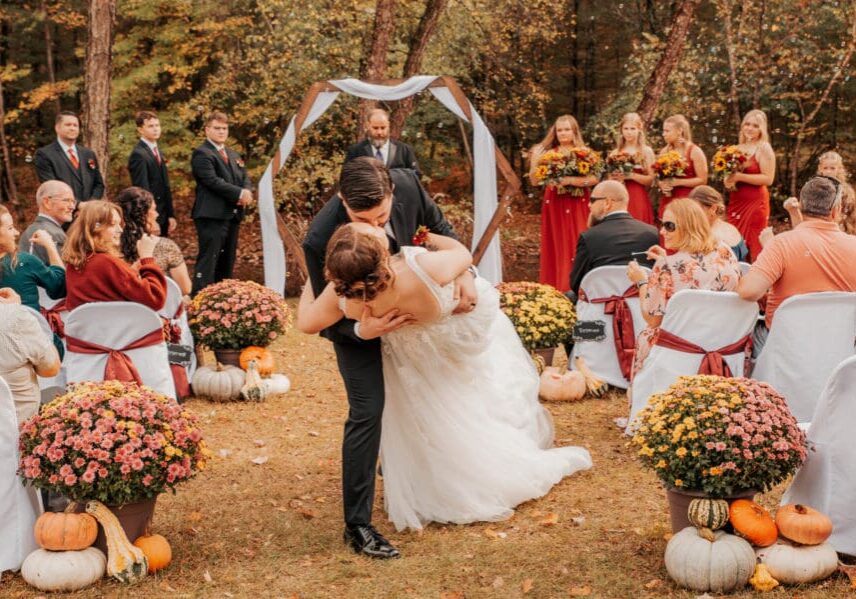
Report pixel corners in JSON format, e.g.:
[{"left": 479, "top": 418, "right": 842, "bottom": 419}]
[
  {"left": 608, "top": 112, "right": 655, "bottom": 224},
  {"left": 724, "top": 109, "right": 776, "bottom": 262},
  {"left": 530, "top": 115, "right": 599, "bottom": 292},
  {"left": 656, "top": 114, "right": 708, "bottom": 221}
]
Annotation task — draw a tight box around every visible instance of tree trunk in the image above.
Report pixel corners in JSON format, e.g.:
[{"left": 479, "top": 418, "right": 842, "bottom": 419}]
[
  {"left": 389, "top": 0, "right": 448, "bottom": 137},
  {"left": 82, "top": 0, "right": 115, "bottom": 185},
  {"left": 0, "top": 77, "right": 21, "bottom": 217},
  {"left": 716, "top": 0, "right": 742, "bottom": 135},
  {"left": 42, "top": 0, "right": 60, "bottom": 113},
  {"left": 571, "top": 0, "right": 580, "bottom": 114},
  {"left": 358, "top": 0, "right": 395, "bottom": 124},
  {"left": 635, "top": 0, "right": 701, "bottom": 125}
]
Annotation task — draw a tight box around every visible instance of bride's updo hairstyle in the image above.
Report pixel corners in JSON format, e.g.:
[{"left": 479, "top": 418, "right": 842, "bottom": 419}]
[{"left": 325, "top": 223, "right": 393, "bottom": 300}]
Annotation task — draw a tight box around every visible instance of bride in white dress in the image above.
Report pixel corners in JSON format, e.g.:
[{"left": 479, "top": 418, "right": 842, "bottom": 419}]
[{"left": 298, "top": 222, "right": 592, "bottom": 531}]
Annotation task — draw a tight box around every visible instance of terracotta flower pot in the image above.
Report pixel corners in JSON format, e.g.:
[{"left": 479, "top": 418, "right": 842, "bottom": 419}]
[
  {"left": 213, "top": 348, "right": 242, "bottom": 368},
  {"left": 75, "top": 498, "right": 157, "bottom": 552},
  {"left": 532, "top": 347, "right": 556, "bottom": 367},
  {"left": 666, "top": 488, "right": 756, "bottom": 533}
]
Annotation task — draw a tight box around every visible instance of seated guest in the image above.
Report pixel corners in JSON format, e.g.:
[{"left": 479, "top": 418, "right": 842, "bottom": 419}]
[
  {"left": 737, "top": 177, "right": 856, "bottom": 353},
  {"left": 568, "top": 180, "right": 659, "bottom": 298},
  {"left": 783, "top": 152, "right": 856, "bottom": 236},
  {"left": 0, "top": 288, "right": 61, "bottom": 424},
  {"left": 689, "top": 185, "right": 749, "bottom": 261},
  {"left": 63, "top": 200, "right": 166, "bottom": 311},
  {"left": 115, "top": 186, "right": 192, "bottom": 295},
  {"left": 18, "top": 180, "right": 75, "bottom": 264},
  {"left": 626, "top": 199, "right": 742, "bottom": 377}
]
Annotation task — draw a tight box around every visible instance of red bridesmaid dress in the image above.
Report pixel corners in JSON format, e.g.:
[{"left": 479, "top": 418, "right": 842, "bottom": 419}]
[
  {"left": 540, "top": 184, "right": 590, "bottom": 293},
  {"left": 658, "top": 144, "right": 698, "bottom": 221},
  {"left": 625, "top": 170, "right": 654, "bottom": 224},
  {"left": 727, "top": 154, "right": 769, "bottom": 262}
]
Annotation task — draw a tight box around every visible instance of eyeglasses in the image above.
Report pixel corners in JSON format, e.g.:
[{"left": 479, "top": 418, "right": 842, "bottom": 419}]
[
  {"left": 589, "top": 195, "right": 608, "bottom": 205},
  {"left": 661, "top": 221, "right": 677, "bottom": 233}
]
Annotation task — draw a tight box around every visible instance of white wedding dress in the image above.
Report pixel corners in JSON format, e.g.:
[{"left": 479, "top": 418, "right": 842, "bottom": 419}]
[{"left": 379, "top": 247, "right": 593, "bottom": 531}]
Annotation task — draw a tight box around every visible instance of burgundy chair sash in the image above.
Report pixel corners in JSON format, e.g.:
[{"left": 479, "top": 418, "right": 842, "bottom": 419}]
[
  {"left": 579, "top": 285, "right": 639, "bottom": 379},
  {"left": 65, "top": 329, "right": 164, "bottom": 385},
  {"left": 654, "top": 329, "right": 752, "bottom": 377},
  {"left": 40, "top": 299, "right": 67, "bottom": 339}
]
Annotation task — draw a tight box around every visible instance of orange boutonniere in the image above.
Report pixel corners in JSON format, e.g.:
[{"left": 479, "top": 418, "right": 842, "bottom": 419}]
[{"left": 411, "top": 225, "right": 430, "bottom": 246}]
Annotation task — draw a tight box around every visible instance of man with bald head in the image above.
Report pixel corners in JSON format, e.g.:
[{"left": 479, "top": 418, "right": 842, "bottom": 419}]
[
  {"left": 345, "top": 108, "right": 419, "bottom": 175},
  {"left": 567, "top": 180, "right": 659, "bottom": 298},
  {"left": 18, "top": 180, "right": 75, "bottom": 264}
]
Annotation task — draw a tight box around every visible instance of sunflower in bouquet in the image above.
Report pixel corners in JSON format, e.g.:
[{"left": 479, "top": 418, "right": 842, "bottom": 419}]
[
  {"left": 532, "top": 150, "right": 570, "bottom": 193},
  {"left": 606, "top": 150, "right": 644, "bottom": 177},
  {"left": 711, "top": 145, "right": 748, "bottom": 186},
  {"left": 565, "top": 148, "right": 605, "bottom": 196},
  {"left": 652, "top": 151, "right": 688, "bottom": 197}
]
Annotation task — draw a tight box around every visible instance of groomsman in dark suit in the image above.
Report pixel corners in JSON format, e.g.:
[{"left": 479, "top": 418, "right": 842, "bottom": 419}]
[
  {"left": 191, "top": 111, "right": 253, "bottom": 295},
  {"left": 33, "top": 111, "right": 105, "bottom": 203},
  {"left": 345, "top": 108, "right": 419, "bottom": 175},
  {"left": 128, "top": 110, "right": 175, "bottom": 236}
]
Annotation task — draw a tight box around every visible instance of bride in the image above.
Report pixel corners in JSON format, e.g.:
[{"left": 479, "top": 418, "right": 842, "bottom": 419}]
[{"left": 298, "top": 222, "right": 592, "bottom": 531}]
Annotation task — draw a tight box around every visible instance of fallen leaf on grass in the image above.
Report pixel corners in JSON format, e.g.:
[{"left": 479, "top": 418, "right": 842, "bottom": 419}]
[
  {"left": 187, "top": 511, "right": 203, "bottom": 522},
  {"left": 522, "top": 578, "right": 534, "bottom": 594},
  {"left": 838, "top": 562, "right": 856, "bottom": 588},
  {"left": 483, "top": 527, "right": 507, "bottom": 539},
  {"left": 492, "top": 576, "right": 504, "bottom": 588},
  {"left": 570, "top": 516, "right": 585, "bottom": 527},
  {"left": 159, "top": 581, "right": 177, "bottom": 592},
  {"left": 644, "top": 578, "right": 662, "bottom": 589},
  {"left": 308, "top": 431, "right": 320, "bottom": 437},
  {"left": 298, "top": 508, "right": 318, "bottom": 519},
  {"left": 218, "top": 449, "right": 231, "bottom": 458},
  {"left": 540, "top": 512, "right": 560, "bottom": 526},
  {"left": 440, "top": 592, "right": 464, "bottom": 599},
  {"left": 203, "top": 570, "right": 213, "bottom": 583},
  {"left": 251, "top": 456, "right": 269, "bottom": 465},
  {"left": 569, "top": 585, "right": 591, "bottom": 596},
  {"left": 253, "top": 439, "right": 266, "bottom": 447}
]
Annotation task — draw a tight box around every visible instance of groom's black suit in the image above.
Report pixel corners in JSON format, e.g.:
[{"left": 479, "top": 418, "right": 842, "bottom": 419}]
[{"left": 303, "top": 168, "right": 457, "bottom": 527}]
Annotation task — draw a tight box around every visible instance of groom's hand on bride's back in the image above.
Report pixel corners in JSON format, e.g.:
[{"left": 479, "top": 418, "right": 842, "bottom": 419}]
[{"left": 356, "top": 305, "right": 415, "bottom": 340}]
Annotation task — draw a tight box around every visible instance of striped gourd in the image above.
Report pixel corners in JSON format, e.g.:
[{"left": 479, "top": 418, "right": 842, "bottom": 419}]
[{"left": 688, "top": 498, "right": 730, "bottom": 530}]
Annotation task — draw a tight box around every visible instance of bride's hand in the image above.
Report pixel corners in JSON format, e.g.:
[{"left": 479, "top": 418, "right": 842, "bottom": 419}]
[
  {"left": 451, "top": 270, "right": 478, "bottom": 314},
  {"left": 357, "top": 305, "right": 414, "bottom": 339}
]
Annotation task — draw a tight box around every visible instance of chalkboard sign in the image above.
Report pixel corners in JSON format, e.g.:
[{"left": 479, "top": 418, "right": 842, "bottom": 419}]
[
  {"left": 572, "top": 319, "right": 607, "bottom": 342},
  {"left": 168, "top": 344, "right": 193, "bottom": 367}
]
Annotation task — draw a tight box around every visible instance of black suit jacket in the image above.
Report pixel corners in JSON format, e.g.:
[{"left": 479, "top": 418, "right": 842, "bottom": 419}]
[
  {"left": 33, "top": 141, "right": 105, "bottom": 202},
  {"left": 303, "top": 168, "right": 456, "bottom": 345},
  {"left": 569, "top": 212, "right": 659, "bottom": 295},
  {"left": 345, "top": 139, "right": 419, "bottom": 175},
  {"left": 128, "top": 140, "right": 174, "bottom": 225},
  {"left": 190, "top": 140, "right": 252, "bottom": 221}
]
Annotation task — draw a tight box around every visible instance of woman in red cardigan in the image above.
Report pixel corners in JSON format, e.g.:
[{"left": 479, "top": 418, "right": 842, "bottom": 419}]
[{"left": 63, "top": 200, "right": 166, "bottom": 311}]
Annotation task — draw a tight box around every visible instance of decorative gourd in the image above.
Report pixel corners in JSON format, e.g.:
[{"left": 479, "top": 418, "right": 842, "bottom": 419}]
[
  {"left": 240, "top": 359, "right": 267, "bottom": 402},
  {"left": 34, "top": 503, "right": 98, "bottom": 551},
  {"left": 749, "top": 563, "right": 780, "bottom": 592},
  {"left": 532, "top": 353, "right": 546, "bottom": 375},
  {"left": 775, "top": 504, "right": 833, "bottom": 545},
  {"left": 85, "top": 500, "right": 148, "bottom": 583},
  {"left": 664, "top": 526, "right": 756, "bottom": 593},
  {"left": 263, "top": 373, "right": 291, "bottom": 395},
  {"left": 573, "top": 356, "right": 607, "bottom": 397},
  {"left": 133, "top": 533, "right": 172, "bottom": 573},
  {"left": 239, "top": 346, "right": 275, "bottom": 377},
  {"left": 756, "top": 540, "right": 838, "bottom": 584},
  {"left": 688, "top": 498, "right": 730, "bottom": 531},
  {"left": 538, "top": 367, "right": 586, "bottom": 401},
  {"left": 191, "top": 362, "right": 245, "bottom": 402},
  {"left": 21, "top": 547, "right": 106, "bottom": 592},
  {"left": 729, "top": 499, "right": 778, "bottom": 547}
]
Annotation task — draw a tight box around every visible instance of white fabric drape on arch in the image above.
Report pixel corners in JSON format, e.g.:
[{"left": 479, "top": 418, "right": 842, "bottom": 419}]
[{"left": 258, "top": 76, "right": 502, "bottom": 293}]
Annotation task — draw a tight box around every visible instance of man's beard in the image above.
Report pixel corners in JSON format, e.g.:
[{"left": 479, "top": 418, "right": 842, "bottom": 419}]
[{"left": 371, "top": 137, "right": 388, "bottom": 149}]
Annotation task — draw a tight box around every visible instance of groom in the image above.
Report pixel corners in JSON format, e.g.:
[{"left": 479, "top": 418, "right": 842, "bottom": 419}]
[{"left": 303, "top": 157, "right": 477, "bottom": 558}]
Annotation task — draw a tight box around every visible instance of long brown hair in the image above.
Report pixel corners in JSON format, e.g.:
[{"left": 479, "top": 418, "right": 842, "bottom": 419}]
[
  {"left": 62, "top": 200, "right": 123, "bottom": 269},
  {"left": 0, "top": 204, "right": 19, "bottom": 276},
  {"left": 665, "top": 198, "right": 717, "bottom": 254},
  {"left": 534, "top": 115, "right": 585, "bottom": 156}
]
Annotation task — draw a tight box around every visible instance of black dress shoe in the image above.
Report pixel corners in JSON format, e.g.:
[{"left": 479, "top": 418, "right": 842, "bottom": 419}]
[{"left": 343, "top": 524, "right": 401, "bottom": 559}]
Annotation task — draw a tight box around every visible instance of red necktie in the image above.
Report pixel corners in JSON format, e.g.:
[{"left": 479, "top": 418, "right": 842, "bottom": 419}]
[
  {"left": 219, "top": 148, "right": 229, "bottom": 164},
  {"left": 68, "top": 148, "right": 79, "bottom": 169},
  {"left": 152, "top": 146, "right": 161, "bottom": 165}
]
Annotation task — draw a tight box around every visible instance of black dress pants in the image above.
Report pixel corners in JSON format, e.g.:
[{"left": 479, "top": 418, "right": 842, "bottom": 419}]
[
  {"left": 334, "top": 339, "right": 385, "bottom": 527},
  {"left": 192, "top": 216, "right": 240, "bottom": 294}
]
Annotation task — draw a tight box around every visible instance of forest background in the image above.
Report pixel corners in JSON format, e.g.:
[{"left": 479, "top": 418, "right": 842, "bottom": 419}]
[{"left": 1, "top": 0, "right": 854, "bottom": 287}]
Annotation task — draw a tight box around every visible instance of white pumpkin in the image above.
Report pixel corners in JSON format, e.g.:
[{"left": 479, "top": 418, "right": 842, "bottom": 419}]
[
  {"left": 756, "top": 540, "right": 839, "bottom": 584},
  {"left": 665, "top": 526, "right": 756, "bottom": 593},
  {"left": 21, "top": 547, "right": 106, "bottom": 592},
  {"left": 538, "top": 367, "right": 587, "bottom": 401},
  {"left": 263, "top": 373, "right": 291, "bottom": 395},
  {"left": 191, "top": 362, "right": 245, "bottom": 401}
]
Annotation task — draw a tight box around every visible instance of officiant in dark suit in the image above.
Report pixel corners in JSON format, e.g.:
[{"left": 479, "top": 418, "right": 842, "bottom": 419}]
[
  {"left": 190, "top": 111, "right": 253, "bottom": 295},
  {"left": 33, "top": 111, "right": 105, "bottom": 203},
  {"left": 128, "top": 110, "right": 175, "bottom": 236},
  {"left": 344, "top": 108, "right": 419, "bottom": 176},
  {"left": 303, "top": 157, "right": 476, "bottom": 559}
]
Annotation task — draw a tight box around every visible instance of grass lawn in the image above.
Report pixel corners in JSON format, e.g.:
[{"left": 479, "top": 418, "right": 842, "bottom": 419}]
[{"left": 2, "top": 323, "right": 853, "bottom": 598}]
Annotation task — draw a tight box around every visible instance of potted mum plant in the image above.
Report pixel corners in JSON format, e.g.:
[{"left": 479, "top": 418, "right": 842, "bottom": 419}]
[
  {"left": 188, "top": 278, "right": 291, "bottom": 366},
  {"left": 496, "top": 281, "right": 576, "bottom": 365},
  {"left": 631, "top": 375, "right": 807, "bottom": 532},
  {"left": 18, "top": 381, "right": 209, "bottom": 547}
]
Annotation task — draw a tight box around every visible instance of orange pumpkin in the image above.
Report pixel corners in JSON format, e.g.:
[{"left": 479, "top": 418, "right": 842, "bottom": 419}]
[
  {"left": 239, "top": 346, "right": 274, "bottom": 377},
  {"left": 729, "top": 499, "right": 778, "bottom": 547},
  {"left": 34, "top": 507, "right": 98, "bottom": 551},
  {"left": 133, "top": 533, "right": 172, "bottom": 573},
  {"left": 775, "top": 504, "right": 832, "bottom": 545}
]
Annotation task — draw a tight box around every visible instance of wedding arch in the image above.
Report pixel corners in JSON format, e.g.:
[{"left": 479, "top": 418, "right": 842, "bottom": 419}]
[{"left": 257, "top": 75, "right": 523, "bottom": 293}]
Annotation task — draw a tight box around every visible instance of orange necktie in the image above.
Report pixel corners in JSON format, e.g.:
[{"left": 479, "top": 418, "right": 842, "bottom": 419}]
[
  {"left": 218, "top": 148, "right": 229, "bottom": 164},
  {"left": 68, "top": 148, "right": 79, "bottom": 169}
]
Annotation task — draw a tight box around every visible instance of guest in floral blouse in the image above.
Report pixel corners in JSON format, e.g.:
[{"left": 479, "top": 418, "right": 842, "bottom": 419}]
[{"left": 626, "top": 198, "right": 742, "bottom": 377}]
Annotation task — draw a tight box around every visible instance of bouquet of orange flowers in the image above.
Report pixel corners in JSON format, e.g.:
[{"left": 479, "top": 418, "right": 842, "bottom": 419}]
[
  {"left": 532, "top": 150, "right": 570, "bottom": 193},
  {"left": 606, "top": 150, "right": 644, "bottom": 176},
  {"left": 652, "top": 151, "right": 688, "bottom": 197},
  {"left": 533, "top": 148, "right": 603, "bottom": 196},
  {"left": 711, "top": 145, "right": 748, "bottom": 181}
]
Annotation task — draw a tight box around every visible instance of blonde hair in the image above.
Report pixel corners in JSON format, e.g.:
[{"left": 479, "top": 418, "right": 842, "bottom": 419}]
[
  {"left": 616, "top": 112, "right": 648, "bottom": 153},
  {"left": 663, "top": 114, "right": 692, "bottom": 147},
  {"left": 664, "top": 198, "right": 716, "bottom": 254},
  {"left": 818, "top": 151, "right": 849, "bottom": 182},
  {"left": 534, "top": 115, "right": 585, "bottom": 158},
  {"left": 838, "top": 182, "right": 856, "bottom": 235},
  {"left": 738, "top": 109, "right": 770, "bottom": 144},
  {"left": 0, "top": 204, "right": 19, "bottom": 275},
  {"left": 62, "top": 200, "right": 123, "bottom": 269}
]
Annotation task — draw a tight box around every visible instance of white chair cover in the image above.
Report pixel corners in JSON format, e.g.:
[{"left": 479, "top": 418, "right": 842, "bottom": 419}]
[
  {"left": 37, "top": 287, "right": 64, "bottom": 311},
  {"left": 64, "top": 302, "right": 175, "bottom": 399},
  {"left": 782, "top": 355, "right": 856, "bottom": 555},
  {"left": 24, "top": 308, "right": 66, "bottom": 401},
  {"left": 158, "top": 279, "right": 197, "bottom": 379},
  {"left": 570, "top": 266, "right": 649, "bottom": 389},
  {"left": 0, "top": 376, "right": 41, "bottom": 572},
  {"left": 738, "top": 262, "right": 751, "bottom": 275},
  {"left": 627, "top": 290, "right": 758, "bottom": 433},
  {"left": 752, "top": 292, "right": 856, "bottom": 423}
]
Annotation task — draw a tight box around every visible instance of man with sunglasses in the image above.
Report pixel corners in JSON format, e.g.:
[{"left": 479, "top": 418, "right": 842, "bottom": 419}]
[
  {"left": 738, "top": 176, "right": 856, "bottom": 353},
  {"left": 18, "top": 180, "right": 75, "bottom": 264}
]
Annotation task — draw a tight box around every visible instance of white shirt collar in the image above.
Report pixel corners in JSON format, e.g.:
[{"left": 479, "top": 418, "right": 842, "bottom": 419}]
[
  {"left": 606, "top": 209, "right": 630, "bottom": 216},
  {"left": 207, "top": 138, "right": 225, "bottom": 151},
  {"left": 141, "top": 138, "right": 158, "bottom": 151},
  {"left": 57, "top": 138, "right": 77, "bottom": 155}
]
